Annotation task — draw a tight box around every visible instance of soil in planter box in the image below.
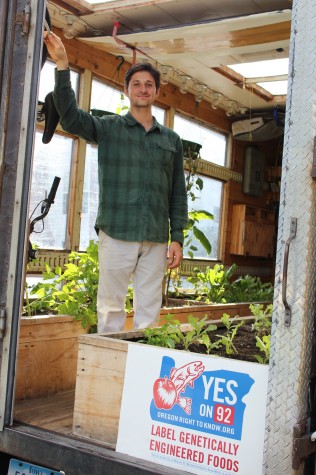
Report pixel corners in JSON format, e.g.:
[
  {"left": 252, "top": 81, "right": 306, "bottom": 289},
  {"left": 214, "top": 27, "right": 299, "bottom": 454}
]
[
  {"left": 132, "top": 323, "right": 267, "bottom": 364},
  {"left": 181, "top": 324, "right": 260, "bottom": 363}
]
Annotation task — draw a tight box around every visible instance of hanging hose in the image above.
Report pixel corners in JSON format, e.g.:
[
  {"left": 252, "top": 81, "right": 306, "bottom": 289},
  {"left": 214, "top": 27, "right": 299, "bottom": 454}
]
[
  {"left": 112, "top": 20, "right": 137, "bottom": 64},
  {"left": 112, "top": 20, "right": 153, "bottom": 65}
]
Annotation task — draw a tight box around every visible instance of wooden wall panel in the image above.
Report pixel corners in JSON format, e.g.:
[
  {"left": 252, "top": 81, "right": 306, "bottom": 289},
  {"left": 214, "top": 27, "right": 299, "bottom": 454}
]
[{"left": 15, "top": 316, "right": 86, "bottom": 400}]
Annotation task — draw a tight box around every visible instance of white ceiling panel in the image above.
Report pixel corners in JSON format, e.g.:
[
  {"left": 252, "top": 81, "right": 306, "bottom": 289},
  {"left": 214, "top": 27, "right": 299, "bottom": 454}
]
[{"left": 48, "top": 0, "right": 292, "bottom": 113}]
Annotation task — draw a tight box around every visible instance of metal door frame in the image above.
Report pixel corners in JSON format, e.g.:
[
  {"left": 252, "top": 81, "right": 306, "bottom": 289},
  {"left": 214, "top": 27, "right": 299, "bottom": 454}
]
[
  {"left": 0, "top": 0, "right": 45, "bottom": 430},
  {"left": 263, "top": 0, "right": 316, "bottom": 473}
]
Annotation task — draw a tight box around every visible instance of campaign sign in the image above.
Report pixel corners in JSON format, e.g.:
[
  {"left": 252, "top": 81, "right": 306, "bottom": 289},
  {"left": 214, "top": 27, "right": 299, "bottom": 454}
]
[{"left": 116, "top": 344, "right": 268, "bottom": 475}]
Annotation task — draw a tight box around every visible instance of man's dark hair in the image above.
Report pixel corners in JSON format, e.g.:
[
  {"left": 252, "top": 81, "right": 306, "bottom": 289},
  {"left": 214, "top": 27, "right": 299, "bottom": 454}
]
[{"left": 125, "top": 63, "right": 161, "bottom": 91}]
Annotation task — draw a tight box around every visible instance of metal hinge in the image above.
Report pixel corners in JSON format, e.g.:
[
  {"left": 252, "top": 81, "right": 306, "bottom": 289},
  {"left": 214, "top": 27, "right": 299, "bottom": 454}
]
[
  {"left": 0, "top": 307, "right": 6, "bottom": 340},
  {"left": 16, "top": 4, "right": 31, "bottom": 35},
  {"left": 292, "top": 420, "right": 316, "bottom": 469}
]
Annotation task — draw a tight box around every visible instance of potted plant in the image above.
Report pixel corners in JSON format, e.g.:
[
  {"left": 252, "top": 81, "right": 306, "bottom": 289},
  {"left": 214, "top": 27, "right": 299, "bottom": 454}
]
[
  {"left": 181, "top": 139, "right": 202, "bottom": 160},
  {"left": 90, "top": 92, "right": 129, "bottom": 118}
]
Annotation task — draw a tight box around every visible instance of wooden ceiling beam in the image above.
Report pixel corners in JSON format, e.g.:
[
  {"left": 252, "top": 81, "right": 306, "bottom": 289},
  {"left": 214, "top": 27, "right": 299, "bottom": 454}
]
[
  {"left": 212, "top": 66, "right": 274, "bottom": 103},
  {"left": 108, "top": 21, "right": 291, "bottom": 55},
  {"left": 51, "top": 26, "right": 230, "bottom": 131},
  {"left": 51, "top": 0, "right": 93, "bottom": 16}
]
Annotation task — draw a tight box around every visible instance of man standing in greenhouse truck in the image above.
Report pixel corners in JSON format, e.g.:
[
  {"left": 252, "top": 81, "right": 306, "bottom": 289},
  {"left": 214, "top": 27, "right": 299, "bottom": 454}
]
[{"left": 44, "top": 32, "right": 188, "bottom": 333}]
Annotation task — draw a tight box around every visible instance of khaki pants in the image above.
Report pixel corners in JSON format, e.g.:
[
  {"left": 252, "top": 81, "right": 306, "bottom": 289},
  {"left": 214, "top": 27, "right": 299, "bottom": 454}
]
[{"left": 97, "top": 230, "right": 168, "bottom": 333}]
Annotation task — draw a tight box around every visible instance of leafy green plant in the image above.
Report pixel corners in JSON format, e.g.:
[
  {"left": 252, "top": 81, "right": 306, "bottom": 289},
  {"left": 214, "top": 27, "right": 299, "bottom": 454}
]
[
  {"left": 139, "top": 314, "right": 217, "bottom": 351},
  {"left": 164, "top": 160, "right": 214, "bottom": 299},
  {"left": 24, "top": 281, "right": 34, "bottom": 318},
  {"left": 224, "top": 275, "right": 274, "bottom": 303},
  {"left": 176, "top": 315, "right": 217, "bottom": 350},
  {"left": 185, "top": 210, "right": 214, "bottom": 258},
  {"left": 138, "top": 314, "right": 181, "bottom": 348},
  {"left": 125, "top": 284, "right": 134, "bottom": 313},
  {"left": 187, "top": 264, "right": 237, "bottom": 303},
  {"left": 183, "top": 155, "right": 214, "bottom": 258},
  {"left": 200, "top": 333, "right": 223, "bottom": 355},
  {"left": 135, "top": 312, "right": 270, "bottom": 363},
  {"left": 24, "top": 240, "right": 132, "bottom": 331},
  {"left": 25, "top": 265, "right": 64, "bottom": 316},
  {"left": 250, "top": 303, "right": 272, "bottom": 336},
  {"left": 25, "top": 241, "right": 99, "bottom": 329},
  {"left": 216, "top": 313, "right": 244, "bottom": 355},
  {"left": 254, "top": 335, "right": 271, "bottom": 364},
  {"left": 115, "top": 92, "right": 129, "bottom": 115},
  {"left": 166, "top": 268, "right": 184, "bottom": 298},
  {"left": 186, "top": 264, "right": 273, "bottom": 304}
]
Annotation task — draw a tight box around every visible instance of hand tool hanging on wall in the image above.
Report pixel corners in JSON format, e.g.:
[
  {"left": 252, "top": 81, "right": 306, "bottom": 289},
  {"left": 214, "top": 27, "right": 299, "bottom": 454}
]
[{"left": 28, "top": 176, "right": 61, "bottom": 261}]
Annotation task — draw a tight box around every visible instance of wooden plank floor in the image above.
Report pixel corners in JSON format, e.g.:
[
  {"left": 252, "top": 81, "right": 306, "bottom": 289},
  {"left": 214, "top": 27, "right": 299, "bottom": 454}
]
[{"left": 14, "top": 390, "right": 75, "bottom": 435}]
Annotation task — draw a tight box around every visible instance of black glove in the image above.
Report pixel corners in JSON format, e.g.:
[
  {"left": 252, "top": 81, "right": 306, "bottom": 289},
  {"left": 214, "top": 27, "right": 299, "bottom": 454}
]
[{"left": 42, "top": 91, "right": 60, "bottom": 144}]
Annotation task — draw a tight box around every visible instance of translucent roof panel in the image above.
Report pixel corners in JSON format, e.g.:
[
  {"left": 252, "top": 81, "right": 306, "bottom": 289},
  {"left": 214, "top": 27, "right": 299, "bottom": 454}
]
[
  {"left": 257, "top": 80, "right": 288, "bottom": 95},
  {"left": 228, "top": 58, "right": 289, "bottom": 78},
  {"left": 228, "top": 58, "right": 289, "bottom": 96}
]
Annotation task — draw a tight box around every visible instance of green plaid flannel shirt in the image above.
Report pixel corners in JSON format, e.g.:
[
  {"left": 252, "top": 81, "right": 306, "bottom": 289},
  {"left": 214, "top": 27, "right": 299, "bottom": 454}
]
[{"left": 54, "top": 69, "right": 188, "bottom": 244}]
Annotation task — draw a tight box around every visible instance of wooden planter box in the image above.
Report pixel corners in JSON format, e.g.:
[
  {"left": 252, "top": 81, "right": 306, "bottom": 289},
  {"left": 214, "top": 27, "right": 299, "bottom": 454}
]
[
  {"left": 125, "top": 301, "right": 258, "bottom": 330},
  {"left": 73, "top": 330, "right": 135, "bottom": 448},
  {"left": 16, "top": 315, "right": 86, "bottom": 400},
  {"left": 15, "top": 302, "right": 266, "bottom": 401},
  {"left": 73, "top": 315, "right": 258, "bottom": 448},
  {"left": 74, "top": 325, "right": 268, "bottom": 475}
]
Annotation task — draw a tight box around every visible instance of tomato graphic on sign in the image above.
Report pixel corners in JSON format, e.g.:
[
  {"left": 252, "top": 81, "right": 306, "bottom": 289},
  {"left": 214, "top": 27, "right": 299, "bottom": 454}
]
[{"left": 153, "top": 361, "right": 205, "bottom": 415}]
